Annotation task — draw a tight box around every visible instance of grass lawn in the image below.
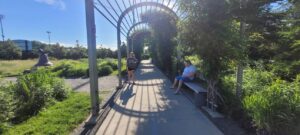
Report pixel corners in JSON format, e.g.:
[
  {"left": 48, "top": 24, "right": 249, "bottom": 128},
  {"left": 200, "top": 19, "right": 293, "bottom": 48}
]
[
  {"left": 0, "top": 58, "right": 125, "bottom": 77},
  {"left": 0, "top": 59, "right": 60, "bottom": 77},
  {"left": 4, "top": 92, "right": 91, "bottom": 135}
]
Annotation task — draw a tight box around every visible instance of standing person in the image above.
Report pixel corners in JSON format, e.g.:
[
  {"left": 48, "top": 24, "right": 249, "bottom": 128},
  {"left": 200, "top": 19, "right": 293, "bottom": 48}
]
[
  {"left": 170, "top": 60, "right": 196, "bottom": 94},
  {"left": 127, "top": 52, "right": 138, "bottom": 84}
]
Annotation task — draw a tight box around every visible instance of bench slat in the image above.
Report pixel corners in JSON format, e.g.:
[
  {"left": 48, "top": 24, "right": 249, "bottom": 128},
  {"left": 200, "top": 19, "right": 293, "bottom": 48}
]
[{"left": 184, "top": 82, "right": 207, "bottom": 93}]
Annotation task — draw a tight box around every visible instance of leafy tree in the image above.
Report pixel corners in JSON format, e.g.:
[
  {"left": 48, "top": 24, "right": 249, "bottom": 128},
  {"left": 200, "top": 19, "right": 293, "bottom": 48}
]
[
  {"left": 129, "top": 30, "right": 151, "bottom": 61},
  {"left": 179, "top": 0, "right": 243, "bottom": 104},
  {"left": 97, "top": 47, "right": 115, "bottom": 58},
  {"left": 0, "top": 40, "right": 22, "bottom": 60},
  {"left": 66, "top": 45, "right": 87, "bottom": 59},
  {"left": 141, "top": 10, "right": 178, "bottom": 74},
  {"left": 48, "top": 43, "right": 67, "bottom": 59}
]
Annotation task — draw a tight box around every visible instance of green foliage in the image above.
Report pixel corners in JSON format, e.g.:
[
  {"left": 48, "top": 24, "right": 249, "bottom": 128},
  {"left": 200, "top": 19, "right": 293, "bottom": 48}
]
[
  {"left": 141, "top": 11, "right": 177, "bottom": 74},
  {"left": 0, "top": 40, "right": 22, "bottom": 60},
  {"left": 243, "top": 69, "right": 275, "bottom": 96},
  {"left": 243, "top": 78, "right": 300, "bottom": 135},
  {"left": 98, "top": 65, "right": 113, "bottom": 77},
  {"left": 179, "top": 0, "right": 244, "bottom": 81},
  {"left": 48, "top": 43, "right": 67, "bottom": 59},
  {"left": 65, "top": 45, "right": 88, "bottom": 60},
  {"left": 52, "top": 60, "right": 88, "bottom": 78},
  {"left": 23, "top": 41, "right": 117, "bottom": 60},
  {"left": 97, "top": 47, "right": 116, "bottom": 59},
  {"left": 129, "top": 30, "right": 150, "bottom": 61},
  {"left": 12, "top": 69, "right": 70, "bottom": 122},
  {"left": 4, "top": 93, "right": 91, "bottom": 135},
  {"left": 0, "top": 85, "right": 14, "bottom": 130},
  {"left": 98, "top": 59, "right": 118, "bottom": 70}
]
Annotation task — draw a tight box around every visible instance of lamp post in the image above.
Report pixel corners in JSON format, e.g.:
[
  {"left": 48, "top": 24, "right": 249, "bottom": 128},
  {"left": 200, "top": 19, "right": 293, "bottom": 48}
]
[
  {"left": 46, "top": 31, "right": 51, "bottom": 45},
  {"left": 76, "top": 40, "right": 79, "bottom": 47},
  {"left": 0, "top": 14, "right": 5, "bottom": 42}
]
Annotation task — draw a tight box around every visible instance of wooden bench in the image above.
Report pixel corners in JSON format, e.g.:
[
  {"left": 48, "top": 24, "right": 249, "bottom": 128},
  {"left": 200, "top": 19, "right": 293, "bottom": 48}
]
[{"left": 183, "top": 73, "right": 207, "bottom": 107}]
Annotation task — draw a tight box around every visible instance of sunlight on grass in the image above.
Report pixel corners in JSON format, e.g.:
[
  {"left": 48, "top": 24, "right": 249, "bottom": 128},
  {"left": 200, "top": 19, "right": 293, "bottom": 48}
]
[
  {"left": 0, "top": 59, "right": 60, "bottom": 77},
  {"left": 4, "top": 92, "right": 91, "bottom": 135}
]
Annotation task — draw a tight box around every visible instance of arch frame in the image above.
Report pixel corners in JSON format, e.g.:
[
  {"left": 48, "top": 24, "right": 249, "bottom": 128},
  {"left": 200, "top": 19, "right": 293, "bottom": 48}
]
[{"left": 117, "top": 2, "right": 179, "bottom": 87}]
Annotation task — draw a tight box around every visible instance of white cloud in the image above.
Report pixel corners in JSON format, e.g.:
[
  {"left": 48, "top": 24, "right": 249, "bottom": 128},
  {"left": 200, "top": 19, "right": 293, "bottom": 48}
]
[{"left": 35, "top": 0, "right": 66, "bottom": 10}]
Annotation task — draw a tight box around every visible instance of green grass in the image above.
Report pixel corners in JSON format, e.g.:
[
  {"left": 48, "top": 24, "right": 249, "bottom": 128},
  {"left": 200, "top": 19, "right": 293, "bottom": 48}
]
[
  {"left": 4, "top": 92, "right": 91, "bottom": 135},
  {"left": 0, "top": 59, "right": 60, "bottom": 77},
  {"left": 111, "top": 59, "right": 127, "bottom": 75},
  {"left": 0, "top": 58, "right": 126, "bottom": 78}
]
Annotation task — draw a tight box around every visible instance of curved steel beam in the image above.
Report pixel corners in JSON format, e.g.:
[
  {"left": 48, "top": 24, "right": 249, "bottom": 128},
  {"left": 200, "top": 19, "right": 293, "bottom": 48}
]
[
  {"left": 116, "top": 2, "right": 179, "bottom": 87},
  {"left": 118, "top": 2, "right": 179, "bottom": 30},
  {"left": 127, "top": 21, "right": 147, "bottom": 37}
]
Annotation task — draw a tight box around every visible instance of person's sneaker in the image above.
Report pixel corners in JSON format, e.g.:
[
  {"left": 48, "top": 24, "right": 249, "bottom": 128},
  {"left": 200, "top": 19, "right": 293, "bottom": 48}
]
[
  {"left": 170, "top": 87, "right": 175, "bottom": 89},
  {"left": 174, "top": 91, "right": 180, "bottom": 95}
]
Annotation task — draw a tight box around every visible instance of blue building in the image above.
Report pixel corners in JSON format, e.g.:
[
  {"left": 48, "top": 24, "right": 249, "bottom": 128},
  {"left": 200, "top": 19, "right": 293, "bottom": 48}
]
[{"left": 12, "top": 40, "right": 32, "bottom": 51}]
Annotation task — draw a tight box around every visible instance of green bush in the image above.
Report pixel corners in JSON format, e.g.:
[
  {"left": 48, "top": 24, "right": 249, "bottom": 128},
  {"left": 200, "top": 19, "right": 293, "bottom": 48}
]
[
  {"left": 52, "top": 61, "right": 88, "bottom": 78},
  {"left": 219, "top": 75, "right": 239, "bottom": 115},
  {"left": 12, "top": 70, "right": 70, "bottom": 123},
  {"left": 243, "top": 69, "right": 275, "bottom": 96},
  {"left": 0, "top": 85, "right": 14, "bottom": 133},
  {"left": 0, "top": 40, "right": 22, "bottom": 60},
  {"left": 243, "top": 77, "right": 300, "bottom": 135},
  {"left": 51, "top": 78, "right": 70, "bottom": 101},
  {"left": 98, "top": 65, "right": 113, "bottom": 77},
  {"left": 97, "top": 59, "right": 118, "bottom": 70},
  {"left": 107, "top": 61, "right": 118, "bottom": 70}
]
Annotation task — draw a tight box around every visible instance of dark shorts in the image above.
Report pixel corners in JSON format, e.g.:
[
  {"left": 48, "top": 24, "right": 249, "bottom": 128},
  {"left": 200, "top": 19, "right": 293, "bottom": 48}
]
[
  {"left": 176, "top": 76, "right": 192, "bottom": 82},
  {"left": 128, "top": 67, "right": 135, "bottom": 71}
]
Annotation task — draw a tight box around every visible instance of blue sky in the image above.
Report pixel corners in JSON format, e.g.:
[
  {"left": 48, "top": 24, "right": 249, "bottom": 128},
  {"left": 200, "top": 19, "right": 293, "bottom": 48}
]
[{"left": 0, "top": 0, "right": 118, "bottom": 49}]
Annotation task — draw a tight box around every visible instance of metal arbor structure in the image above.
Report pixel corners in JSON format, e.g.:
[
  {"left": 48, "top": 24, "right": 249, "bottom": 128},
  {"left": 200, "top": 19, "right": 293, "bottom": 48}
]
[{"left": 84, "top": 0, "right": 183, "bottom": 117}]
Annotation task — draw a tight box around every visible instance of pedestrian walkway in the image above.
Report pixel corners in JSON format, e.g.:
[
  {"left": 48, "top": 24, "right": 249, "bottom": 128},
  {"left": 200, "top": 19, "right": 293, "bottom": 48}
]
[{"left": 96, "top": 60, "right": 223, "bottom": 135}]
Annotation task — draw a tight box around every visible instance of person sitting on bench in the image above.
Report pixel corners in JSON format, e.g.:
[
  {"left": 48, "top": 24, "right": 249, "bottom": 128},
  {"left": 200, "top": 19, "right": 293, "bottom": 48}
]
[{"left": 170, "top": 60, "right": 197, "bottom": 94}]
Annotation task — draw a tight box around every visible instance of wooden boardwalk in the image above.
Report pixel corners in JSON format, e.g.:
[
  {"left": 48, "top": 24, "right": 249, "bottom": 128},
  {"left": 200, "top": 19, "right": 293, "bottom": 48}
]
[{"left": 96, "top": 60, "right": 223, "bottom": 135}]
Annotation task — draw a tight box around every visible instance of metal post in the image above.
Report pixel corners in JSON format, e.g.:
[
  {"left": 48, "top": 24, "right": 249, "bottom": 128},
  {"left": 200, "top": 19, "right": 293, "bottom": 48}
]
[
  {"left": 236, "top": 0, "right": 245, "bottom": 99},
  {"left": 131, "top": 37, "right": 134, "bottom": 52},
  {"left": 126, "top": 38, "right": 130, "bottom": 57},
  {"left": 0, "top": 15, "right": 5, "bottom": 42},
  {"left": 85, "top": 0, "right": 100, "bottom": 116},
  {"left": 117, "top": 26, "right": 122, "bottom": 88},
  {"left": 46, "top": 31, "right": 51, "bottom": 45}
]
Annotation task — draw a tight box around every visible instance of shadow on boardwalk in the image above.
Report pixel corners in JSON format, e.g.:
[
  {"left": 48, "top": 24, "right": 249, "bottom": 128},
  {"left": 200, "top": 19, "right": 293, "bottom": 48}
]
[{"left": 96, "top": 60, "right": 223, "bottom": 135}]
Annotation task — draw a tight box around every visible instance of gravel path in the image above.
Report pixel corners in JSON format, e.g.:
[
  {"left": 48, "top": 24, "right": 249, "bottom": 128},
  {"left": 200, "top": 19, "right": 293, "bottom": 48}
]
[
  {"left": 1, "top": 76, "right": 119, "bottom": 93},
  {"left": 64, "top": 76, "right": 119, "bottom": 92}
]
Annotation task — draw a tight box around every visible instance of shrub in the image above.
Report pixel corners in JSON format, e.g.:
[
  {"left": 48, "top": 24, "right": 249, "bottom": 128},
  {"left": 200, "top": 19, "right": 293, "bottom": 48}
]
[
  {"left": 0, "top": 85, "right": 14, "bottom": 125},
  {"left": 243, "top": 69, "right": 275, "bottom": 96},
  {"left": 98, "top": 65, "right": 113, "bottom": 77},
  {"left": 107, "top": 60, "right": 118, "bottom": 70},
  {"left": 51, "top": 78, "right": 70, "bottom": 101},
  {"left": 219, "top": 75, "right": 239, "bottom": 115},
  {"left": 12, "top": 70, "right": 70, "bottom": 123},
  {"left": 243, "top": 78, "right": 300, "bottom": 135},
  {"left": 0, "top": 40, "right": 22, "bottom": 60},
  {"left": 52, "top": 61, "right": 88, "bottom": 78}
]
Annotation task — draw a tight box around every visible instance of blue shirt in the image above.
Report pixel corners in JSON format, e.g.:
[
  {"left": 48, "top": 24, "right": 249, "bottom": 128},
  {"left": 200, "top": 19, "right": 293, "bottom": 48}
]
[{"left": 182, "top": 65, "right": 197, "bottom": 80}]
